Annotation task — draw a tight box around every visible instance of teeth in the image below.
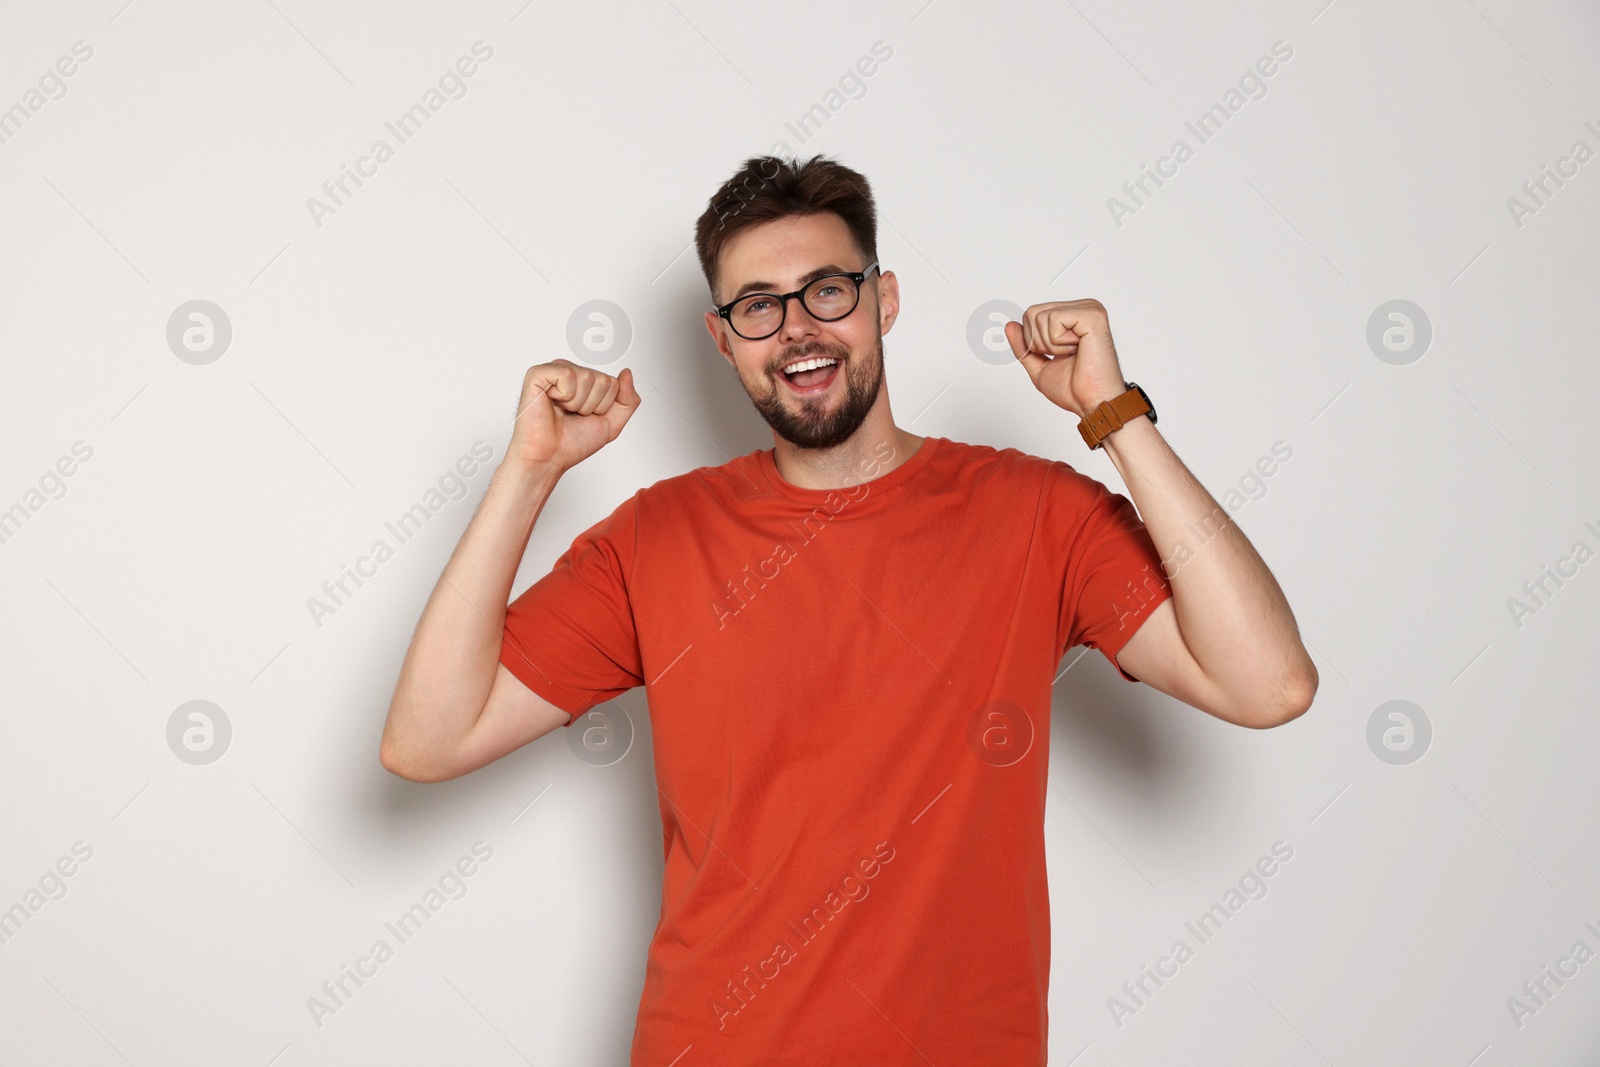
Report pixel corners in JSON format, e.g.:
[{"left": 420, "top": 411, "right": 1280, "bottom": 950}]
[{"left": 783, "top": 357, "right": 839, "bottom": 375}]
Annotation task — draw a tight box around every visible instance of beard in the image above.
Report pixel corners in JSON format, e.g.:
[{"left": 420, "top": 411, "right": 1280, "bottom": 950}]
[{"left": 741, "top": 335, "right": 885, "bottom": 451}]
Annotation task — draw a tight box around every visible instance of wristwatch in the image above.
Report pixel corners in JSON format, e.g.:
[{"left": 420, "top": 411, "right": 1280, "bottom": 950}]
[{"left": 1078, "top": 381, "right": 1156, "bottom": 449}]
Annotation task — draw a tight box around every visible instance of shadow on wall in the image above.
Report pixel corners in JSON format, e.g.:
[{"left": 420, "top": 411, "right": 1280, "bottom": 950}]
[
  {"left": 651, "top": 271, "right": 804, "bottom": 465},
  {"left": 1049, "top": 646, "right": 1214, "bottom": 817},
  {"left": 368, "top": 687, "right": 664, "bottom": 1062}
]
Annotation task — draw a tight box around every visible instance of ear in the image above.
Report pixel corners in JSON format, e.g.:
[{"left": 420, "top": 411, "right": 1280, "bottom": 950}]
[
  {"left": 875, "top": 270, "right": 900, "bottom": 336},
  {"left": 704, "top": 310, "right": 737, "bottom": 369}
]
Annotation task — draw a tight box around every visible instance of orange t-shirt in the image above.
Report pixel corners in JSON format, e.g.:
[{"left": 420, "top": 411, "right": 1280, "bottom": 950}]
[{"left": 500, "top": 434, "right": 1172, "bottom": 1065}]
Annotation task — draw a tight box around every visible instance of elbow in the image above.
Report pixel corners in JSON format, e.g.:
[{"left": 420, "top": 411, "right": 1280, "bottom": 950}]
[
  {"left": 1241, "top": 663, "right": 1319, "bottom": 729},
  {"left": 379, "top": 736, "right": 448, "bottom": 784},
  {"left": 380, "top": 691, "right": 457, "bottom": 783}
]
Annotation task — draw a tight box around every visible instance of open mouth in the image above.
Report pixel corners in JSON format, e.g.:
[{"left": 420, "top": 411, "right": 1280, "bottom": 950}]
[{"left": 778, "top": 355, "right": 842, "bottom": 394}]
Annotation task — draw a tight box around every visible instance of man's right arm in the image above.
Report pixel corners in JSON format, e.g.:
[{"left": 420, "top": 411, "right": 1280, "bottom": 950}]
[{"left": 378, "top": 359, "right": 641, "bottom": 783}]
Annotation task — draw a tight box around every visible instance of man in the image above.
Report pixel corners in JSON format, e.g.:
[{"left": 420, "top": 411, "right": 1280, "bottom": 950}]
[{"left": 380, "top": 154, "right": 1317, "bottom": 1064}]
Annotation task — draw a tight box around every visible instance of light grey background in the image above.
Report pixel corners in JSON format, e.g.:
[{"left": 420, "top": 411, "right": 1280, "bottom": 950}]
[{"left": 2, "top": 0, "right": 1598, "bottom": 1063}]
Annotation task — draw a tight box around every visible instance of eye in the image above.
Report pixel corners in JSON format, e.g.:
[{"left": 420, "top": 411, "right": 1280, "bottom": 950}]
[
  {"left": 814, "top": 283, "right": 842, "bottom": 298},
  {"left": 744, "top": 297, "right": 773, "bottom": 313}
]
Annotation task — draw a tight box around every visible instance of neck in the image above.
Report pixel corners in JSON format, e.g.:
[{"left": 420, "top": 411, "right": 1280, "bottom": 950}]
[{"left": 770, "top": 397, "right": 924, "bottom": 490}]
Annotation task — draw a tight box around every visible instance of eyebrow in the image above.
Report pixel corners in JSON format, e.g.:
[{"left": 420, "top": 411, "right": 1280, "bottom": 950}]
[{"left": 727, "top": 264, "right": 852, "bottom": 303}]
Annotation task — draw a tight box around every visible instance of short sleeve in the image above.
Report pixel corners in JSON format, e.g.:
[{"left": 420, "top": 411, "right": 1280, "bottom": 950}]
[
  {"left": 1045, "top": 463, "right": 1173, "bottom": 682},
  {"left": 499, "top": 492, "right": 646, "bottom": 725}
]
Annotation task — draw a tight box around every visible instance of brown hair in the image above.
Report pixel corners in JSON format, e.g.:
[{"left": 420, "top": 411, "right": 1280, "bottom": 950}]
[{"left": 694, "top": 154, "right": 878, "bottom": 304}]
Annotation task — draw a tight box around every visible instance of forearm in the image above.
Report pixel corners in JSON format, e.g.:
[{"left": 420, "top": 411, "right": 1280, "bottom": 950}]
[
  {"left": 380, "top": 458, "right": 561, "bottom": 770},
  {"left": 1100, "top": 416, "right": 1315, "bottom": 711}
]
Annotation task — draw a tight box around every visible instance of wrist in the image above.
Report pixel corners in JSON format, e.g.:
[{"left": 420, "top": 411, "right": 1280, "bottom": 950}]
[
  {"left": 1077, "top": 380, "right": 1155, "bottom": 450},
  {"left": 493, "top": 455, "right": 564, "bottom": 496},
  {"left": 1075, "top": 378, "right": 1130, "bottom": 414},
  {"left": 1100, "top": 409, "right": 1157, "bottom": 450},
  {"left": 1077, "top": 392, "right": 1122, "bottom": 415}
]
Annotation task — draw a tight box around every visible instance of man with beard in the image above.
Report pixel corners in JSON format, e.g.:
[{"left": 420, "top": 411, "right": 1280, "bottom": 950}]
[{"left": 380, "top": 154, "right": 1317, "bottom": 1064}]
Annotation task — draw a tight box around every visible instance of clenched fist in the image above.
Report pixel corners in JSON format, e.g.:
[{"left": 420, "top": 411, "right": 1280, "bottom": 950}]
[
  {"left": 509, "top": 359, "right": 641, "bottom": 474},
  {"left": 1003, "top": 299, "right": 1129, "bottom": 418}
]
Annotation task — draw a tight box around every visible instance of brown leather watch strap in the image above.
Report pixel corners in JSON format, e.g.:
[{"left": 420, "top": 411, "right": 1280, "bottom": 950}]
[{"left": 1078, "top": 385, "right": 1152, "bottom": 449}]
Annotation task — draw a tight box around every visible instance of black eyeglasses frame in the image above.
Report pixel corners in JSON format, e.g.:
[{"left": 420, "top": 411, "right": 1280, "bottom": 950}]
[{"left": 713, "top": 261, "right": 881, "bottom": 341}]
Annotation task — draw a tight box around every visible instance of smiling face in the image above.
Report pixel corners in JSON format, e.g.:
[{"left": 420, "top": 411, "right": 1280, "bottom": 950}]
[{"left": 704, "top": 212, "right": 899, "bottom": 450}]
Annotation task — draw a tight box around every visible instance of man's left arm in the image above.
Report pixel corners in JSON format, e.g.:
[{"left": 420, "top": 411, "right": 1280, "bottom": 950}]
[{"left": 1007, "top": 299, "right": 1318, "bottom": 729}]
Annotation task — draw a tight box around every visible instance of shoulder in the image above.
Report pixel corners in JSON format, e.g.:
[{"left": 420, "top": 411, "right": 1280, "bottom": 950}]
[
  {"left": 933, "top": 436, "right": 1085, "bottom": 493},
  {"left": 632, "top": 449, "right": 766, "bottom": 512},
  {"left": 937, "top": 438, "right": 1127, "bottom": 534}
]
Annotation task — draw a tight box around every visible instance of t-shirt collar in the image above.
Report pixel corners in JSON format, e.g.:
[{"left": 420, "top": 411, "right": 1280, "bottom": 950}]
[{"left": 756, "top": 434, "right": 942, "bottom": 504}]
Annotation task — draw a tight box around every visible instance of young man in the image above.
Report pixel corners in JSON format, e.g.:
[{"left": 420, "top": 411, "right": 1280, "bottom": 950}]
[{"left": 380, "top": 155, "right": 1316, "bottom": 1064}]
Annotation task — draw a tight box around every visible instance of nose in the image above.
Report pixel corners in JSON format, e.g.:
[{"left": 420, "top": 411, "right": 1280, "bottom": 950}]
[{"left": 777, "top": 292, "right": 822, "bottom": 345}]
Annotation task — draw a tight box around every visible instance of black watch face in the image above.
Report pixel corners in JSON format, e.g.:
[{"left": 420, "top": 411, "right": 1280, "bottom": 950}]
[{"left": 1126, "top": 381, "right": 1156, "bottom": 424}]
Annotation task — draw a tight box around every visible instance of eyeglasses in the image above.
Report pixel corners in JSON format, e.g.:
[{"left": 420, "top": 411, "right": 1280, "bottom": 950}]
[{"left": 714, "top": 262, "right": 880, "bottom": 341}]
